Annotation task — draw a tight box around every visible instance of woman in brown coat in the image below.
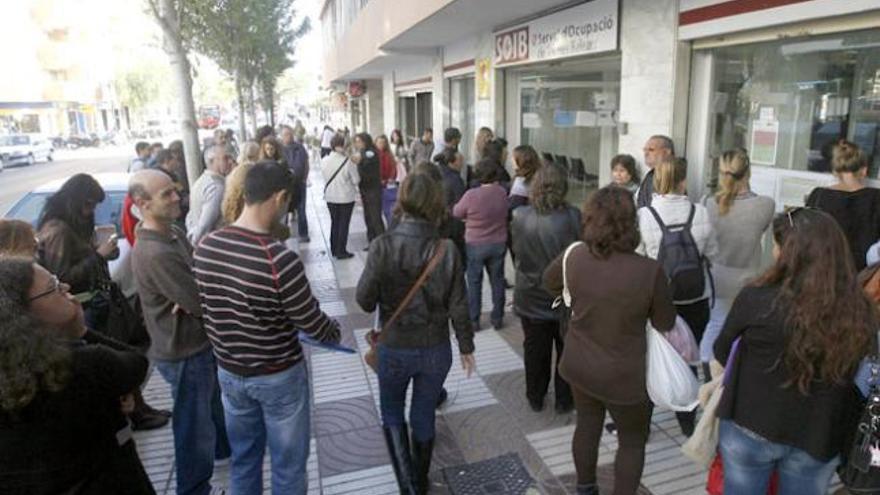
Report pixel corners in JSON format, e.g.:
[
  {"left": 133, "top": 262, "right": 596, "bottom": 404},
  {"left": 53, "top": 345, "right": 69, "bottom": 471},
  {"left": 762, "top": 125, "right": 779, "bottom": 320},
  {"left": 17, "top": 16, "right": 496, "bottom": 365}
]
[{"left": 543, "top": 186, "right": 676, "bottom": 495}]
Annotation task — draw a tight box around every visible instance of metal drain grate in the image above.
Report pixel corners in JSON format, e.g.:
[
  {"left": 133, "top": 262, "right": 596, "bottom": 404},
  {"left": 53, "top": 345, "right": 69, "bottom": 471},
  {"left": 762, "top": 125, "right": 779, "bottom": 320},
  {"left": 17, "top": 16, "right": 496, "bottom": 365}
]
[{"left": 443, "top": 453, "right": 534, "bottom": 495}]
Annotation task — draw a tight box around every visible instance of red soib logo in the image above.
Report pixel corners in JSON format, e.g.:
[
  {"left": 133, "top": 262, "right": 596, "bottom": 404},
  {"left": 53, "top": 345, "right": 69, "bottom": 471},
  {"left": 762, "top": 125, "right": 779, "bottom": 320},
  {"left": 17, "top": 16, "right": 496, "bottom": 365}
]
[{"left": 495, "top": 26, "right": 529, "bottom": 64}]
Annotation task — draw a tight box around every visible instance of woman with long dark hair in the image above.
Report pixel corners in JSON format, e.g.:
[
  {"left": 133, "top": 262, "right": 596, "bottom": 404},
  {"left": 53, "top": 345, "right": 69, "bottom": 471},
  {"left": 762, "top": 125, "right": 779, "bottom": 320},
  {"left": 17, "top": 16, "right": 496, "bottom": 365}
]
[
  {"left": 543, "top": 186, "right": 676, "bottom": 495},
  {"left": 0, "top": 258, "right": 154, "bottom": 494},
  {"left": 37, "top": 174, "right": 116, "bottom": 324},
  {"left": 354, "top": 132, "right": 385, "bottom": 244},
  {"left": 357, "top": 173, "right": 475, "bottom": 494},
  {"left": 391, "top": 129, "right": 409, "bottom": 173},
  {"left": 714, "top": 208, "right": 876, "bottom": 495}
]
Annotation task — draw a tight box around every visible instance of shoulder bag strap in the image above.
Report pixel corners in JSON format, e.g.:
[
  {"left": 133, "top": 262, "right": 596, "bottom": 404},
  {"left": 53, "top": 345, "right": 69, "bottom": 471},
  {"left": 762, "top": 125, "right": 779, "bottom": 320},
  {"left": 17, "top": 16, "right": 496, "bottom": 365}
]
[
  {"left": 380, "top": 240, "right": 447, "bottom": 336},
  {"left": 324, "top": 157, "right": 350, "bottom": 194},
  {"left": 646, "top": 205, "right": 670, "bottom": 234}
]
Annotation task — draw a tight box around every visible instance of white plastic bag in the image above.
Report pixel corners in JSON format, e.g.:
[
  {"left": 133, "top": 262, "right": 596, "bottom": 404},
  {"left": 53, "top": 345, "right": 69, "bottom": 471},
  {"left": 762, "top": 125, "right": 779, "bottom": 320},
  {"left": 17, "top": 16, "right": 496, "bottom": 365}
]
[{"left": 646, "top": 325, "right": 700, "bottom": 412}]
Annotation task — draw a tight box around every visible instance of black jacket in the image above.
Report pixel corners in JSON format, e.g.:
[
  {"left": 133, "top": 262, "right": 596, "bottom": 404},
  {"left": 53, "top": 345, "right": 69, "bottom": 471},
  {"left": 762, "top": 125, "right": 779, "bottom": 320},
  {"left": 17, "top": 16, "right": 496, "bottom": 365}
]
[
  {"left": 636, "top": 169, "right": 655, "bottom": 208},
  {"left": 357, "top": 148, "right": 382, "bottom": 191},
  {"left": 0, "top": 330, "right": 153, "bottom": 495},
  {"left": 511, "top": 205, "right": 581, "bottom": 320},
  {"left": 356, "top": 217, "right": 474, "bottom": 354}
]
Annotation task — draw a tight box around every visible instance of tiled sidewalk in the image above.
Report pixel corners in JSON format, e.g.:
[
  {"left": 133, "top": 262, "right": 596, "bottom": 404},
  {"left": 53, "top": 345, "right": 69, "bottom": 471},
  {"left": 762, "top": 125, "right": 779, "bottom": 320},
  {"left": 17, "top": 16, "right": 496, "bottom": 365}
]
[{"left": 133, "top": 170, "right": 835, "bottom": 494}]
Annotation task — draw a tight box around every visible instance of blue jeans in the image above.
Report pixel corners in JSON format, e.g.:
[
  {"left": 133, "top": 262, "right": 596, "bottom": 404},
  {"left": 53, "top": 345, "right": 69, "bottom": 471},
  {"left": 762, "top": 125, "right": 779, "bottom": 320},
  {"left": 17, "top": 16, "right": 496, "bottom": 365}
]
[
  {"left": 154, "top": 348, "right": 230, "bottom": 495},
  {"left": 719, "top": 420, "right": 839, "bottom": 495},
  {"left": 382, "top": 186, "right": 398, "bottom": 225},
  {"left": 465, "top": 242, "right": 506, "bottom": 323},
  {"left": 293, "top": 180, "right": 309, "bottom": 238},
  {"left": 217, "top": 362, "right": 311, "bottom": 495},
  {"left": 378, "top": 342, "right": 452, "bottom": 442}
]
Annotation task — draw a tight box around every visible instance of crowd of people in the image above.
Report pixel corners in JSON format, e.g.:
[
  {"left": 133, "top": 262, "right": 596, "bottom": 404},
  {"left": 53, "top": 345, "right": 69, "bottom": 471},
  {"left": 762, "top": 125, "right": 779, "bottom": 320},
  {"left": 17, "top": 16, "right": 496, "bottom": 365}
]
[{"left": 0, "top": 118, "right": 879, "bottom": 495}]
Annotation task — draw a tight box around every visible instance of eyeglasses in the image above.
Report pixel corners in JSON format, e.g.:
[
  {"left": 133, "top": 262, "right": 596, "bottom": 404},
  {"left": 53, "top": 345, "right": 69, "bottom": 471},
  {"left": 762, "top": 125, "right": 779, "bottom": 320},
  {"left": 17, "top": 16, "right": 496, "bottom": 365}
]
[{"left": 29, "top": 275, "right": 62, "bottom": 302}]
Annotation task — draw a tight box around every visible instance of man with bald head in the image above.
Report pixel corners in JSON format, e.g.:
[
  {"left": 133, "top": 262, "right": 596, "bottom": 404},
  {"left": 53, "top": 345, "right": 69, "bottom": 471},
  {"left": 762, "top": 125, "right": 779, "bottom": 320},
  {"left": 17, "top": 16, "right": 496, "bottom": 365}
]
[
  {"left": 129, "top": 170, "right": 230, "bottom": 495},
  {"left": 635, "top": 135, "right": 675, "bottom": 208}
]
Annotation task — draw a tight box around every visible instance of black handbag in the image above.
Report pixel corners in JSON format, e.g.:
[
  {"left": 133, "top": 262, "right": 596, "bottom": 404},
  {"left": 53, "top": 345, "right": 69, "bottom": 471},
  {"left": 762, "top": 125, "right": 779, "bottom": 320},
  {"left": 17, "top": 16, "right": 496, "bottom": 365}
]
[
  {"left": 91, "top": 281, "right": 151, "bottom": 351},
  {"left": 839, "top": 358, "right": 880, "bottom": 494}
]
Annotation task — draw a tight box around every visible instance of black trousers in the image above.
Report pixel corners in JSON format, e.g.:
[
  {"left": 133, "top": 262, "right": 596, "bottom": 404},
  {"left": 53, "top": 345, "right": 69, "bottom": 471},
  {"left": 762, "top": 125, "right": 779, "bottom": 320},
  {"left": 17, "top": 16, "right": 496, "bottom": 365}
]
[
  {"left": 674, "top": 298, "right": 711, "bottom": 425},
  {"left": 320, "top": 147, "right": 331, "bottom": 158},
  {"left": 361, "top": 187, "right": 386, "bottom": 242},
  {"left": 520, "top": 316, "right": 572, "bottom": 407},
  {"left": 327, "top": 202, "right": 354, "bottom": 256}
]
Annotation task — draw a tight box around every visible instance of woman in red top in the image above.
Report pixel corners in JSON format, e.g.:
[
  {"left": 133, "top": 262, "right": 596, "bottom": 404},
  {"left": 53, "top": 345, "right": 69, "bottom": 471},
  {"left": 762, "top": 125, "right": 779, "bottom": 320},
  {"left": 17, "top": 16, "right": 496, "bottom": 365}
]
[{"left": 376, "top": 134, "right": 399, "bottom": 225}]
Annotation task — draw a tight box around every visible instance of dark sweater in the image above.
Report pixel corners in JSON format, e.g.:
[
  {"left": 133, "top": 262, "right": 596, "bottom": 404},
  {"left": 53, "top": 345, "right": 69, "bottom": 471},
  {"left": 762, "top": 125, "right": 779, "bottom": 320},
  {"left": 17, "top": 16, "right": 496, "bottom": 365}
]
[
  {"left": 806, "top": 186, "right": 880, "bottom": 270},
  {"left": 713, "top": 285, "right": 865, "bottom": 461},
  {"left": 0, "top": 331, "right": 153, "bottom": 494},
  {"left": 543, "top": 246, "right": 676, "bottom": 404}
]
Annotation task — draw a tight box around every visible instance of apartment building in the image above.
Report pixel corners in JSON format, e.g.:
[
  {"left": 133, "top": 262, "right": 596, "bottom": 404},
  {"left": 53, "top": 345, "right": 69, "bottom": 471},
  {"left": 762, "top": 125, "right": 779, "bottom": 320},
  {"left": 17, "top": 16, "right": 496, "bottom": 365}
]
[{"left": 321, "top": 0, "right": 880, "bottom": 206}]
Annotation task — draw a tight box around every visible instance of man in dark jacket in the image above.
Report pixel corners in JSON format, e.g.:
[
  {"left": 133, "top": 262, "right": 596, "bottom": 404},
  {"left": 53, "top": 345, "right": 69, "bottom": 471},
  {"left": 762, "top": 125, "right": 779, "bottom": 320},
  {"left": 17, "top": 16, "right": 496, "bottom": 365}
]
[{"left": 281, "top": 125, "right": 310, "bottom": 242}]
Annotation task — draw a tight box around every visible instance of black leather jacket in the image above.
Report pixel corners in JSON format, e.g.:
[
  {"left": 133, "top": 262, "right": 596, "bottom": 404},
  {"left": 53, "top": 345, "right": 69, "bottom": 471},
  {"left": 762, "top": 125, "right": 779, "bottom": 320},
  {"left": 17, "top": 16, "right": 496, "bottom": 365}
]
[
  {"left": 356, "top": 217, "right": 474, "bottom": 353},
  {"left": 511, "top": 205, "right": 581, "bottom": 320}
]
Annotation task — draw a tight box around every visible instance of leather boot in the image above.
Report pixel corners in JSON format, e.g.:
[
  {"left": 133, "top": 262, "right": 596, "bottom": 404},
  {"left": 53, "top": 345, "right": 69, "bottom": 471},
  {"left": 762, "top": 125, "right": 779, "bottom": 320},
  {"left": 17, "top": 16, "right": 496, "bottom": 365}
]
[
  {"left": 576, "top": 483, "right": 600, "bottom": 495},
  {"left": 411, "top": 435, "right": 434, "bottom": 495},
  {"left": 382, "top": 424, "right": 417, "bottom": 494}
]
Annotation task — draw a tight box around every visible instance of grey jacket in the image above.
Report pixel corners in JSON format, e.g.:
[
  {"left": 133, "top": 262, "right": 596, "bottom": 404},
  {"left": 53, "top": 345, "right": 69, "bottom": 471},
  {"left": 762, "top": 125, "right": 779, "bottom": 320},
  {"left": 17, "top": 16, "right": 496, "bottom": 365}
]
[
  {"left": 408, "top": 138, "right": 434, "bottom": 166},
  {"left": 185, "top": 170, "right": 225, "bottom": 246}
]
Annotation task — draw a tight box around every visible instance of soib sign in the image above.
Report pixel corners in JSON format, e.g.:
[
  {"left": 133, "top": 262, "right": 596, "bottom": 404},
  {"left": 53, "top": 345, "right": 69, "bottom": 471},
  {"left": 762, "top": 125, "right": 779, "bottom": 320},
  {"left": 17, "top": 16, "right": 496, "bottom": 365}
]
[{"left": 495, "top": 0, "right": 618, "bottom": 67}]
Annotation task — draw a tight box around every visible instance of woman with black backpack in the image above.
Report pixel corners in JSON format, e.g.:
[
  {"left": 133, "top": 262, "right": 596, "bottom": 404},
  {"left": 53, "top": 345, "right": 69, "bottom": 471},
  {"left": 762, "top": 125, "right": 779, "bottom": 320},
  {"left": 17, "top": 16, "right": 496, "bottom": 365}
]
[{"left": 636, "top": 156, "right": 718, "bottom": 437}]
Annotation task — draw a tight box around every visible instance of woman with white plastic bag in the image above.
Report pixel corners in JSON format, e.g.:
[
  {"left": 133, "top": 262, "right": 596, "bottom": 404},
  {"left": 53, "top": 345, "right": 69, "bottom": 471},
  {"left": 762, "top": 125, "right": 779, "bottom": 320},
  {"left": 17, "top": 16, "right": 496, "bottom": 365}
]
[{"left": 543, "top": 186, "right": 676, "bottom": 495}]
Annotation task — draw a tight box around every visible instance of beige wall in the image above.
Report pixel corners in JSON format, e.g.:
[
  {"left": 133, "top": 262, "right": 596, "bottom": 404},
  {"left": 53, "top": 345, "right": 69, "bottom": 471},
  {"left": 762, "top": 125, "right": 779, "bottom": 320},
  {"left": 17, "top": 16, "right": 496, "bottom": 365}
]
[{"left": 322, "top": 0, "right": 455, "bottom": 83}]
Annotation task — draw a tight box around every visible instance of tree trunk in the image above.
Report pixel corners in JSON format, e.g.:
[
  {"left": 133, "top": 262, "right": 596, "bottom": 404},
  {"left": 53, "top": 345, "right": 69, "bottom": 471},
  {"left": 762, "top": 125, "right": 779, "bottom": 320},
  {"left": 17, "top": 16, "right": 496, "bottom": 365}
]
[
  {"left": 246, "top": 82, "right": 258, "bottom": 137},
  {"left": 157, "top": 0, "right": 202, "bottom": 189},
  {"left": 235, "top": 76, "right": 247, "bottom": 141}
]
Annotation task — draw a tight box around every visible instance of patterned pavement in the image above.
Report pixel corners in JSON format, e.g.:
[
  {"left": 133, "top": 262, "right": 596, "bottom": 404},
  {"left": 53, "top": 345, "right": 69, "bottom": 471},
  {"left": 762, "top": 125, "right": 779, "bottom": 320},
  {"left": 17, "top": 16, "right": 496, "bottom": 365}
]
[{"left": 133, "top": 169, "right": 843, "bottom": 494}]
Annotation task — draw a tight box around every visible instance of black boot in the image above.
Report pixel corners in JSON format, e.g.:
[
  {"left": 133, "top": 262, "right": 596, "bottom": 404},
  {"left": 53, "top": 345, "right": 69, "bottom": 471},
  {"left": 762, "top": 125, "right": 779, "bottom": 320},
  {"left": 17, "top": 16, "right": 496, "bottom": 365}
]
[
  {"left": 676, "top": 410, "right": 696, "bottom": 437},
  {"left": 383, "top": 424, "right": 417, "bottom": 494},
  {"left": 411, "top": 435, "right": 434, "bottom": 495},
  {"left": 575, "top": 483, "right": 600, "bottom": 495}
]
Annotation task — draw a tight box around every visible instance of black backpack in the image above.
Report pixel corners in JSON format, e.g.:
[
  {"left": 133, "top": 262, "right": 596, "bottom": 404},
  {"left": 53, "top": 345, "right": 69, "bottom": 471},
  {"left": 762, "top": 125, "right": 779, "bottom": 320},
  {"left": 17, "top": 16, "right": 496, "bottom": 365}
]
[{"left": 647, "top": 205, "right": 710, "bottom": 302}]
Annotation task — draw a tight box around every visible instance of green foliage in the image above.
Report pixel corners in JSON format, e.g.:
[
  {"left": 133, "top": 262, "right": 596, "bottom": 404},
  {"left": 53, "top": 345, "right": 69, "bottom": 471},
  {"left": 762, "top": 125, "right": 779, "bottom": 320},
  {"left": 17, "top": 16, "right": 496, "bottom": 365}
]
[{"left": 182, "top": 0, "right": 310, "bottom": 124}]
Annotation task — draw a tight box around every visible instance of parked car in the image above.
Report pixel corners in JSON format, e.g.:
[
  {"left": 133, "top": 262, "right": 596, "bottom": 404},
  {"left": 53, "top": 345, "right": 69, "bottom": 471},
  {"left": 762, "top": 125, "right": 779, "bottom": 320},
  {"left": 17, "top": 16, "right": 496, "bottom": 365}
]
[
  {"left": 3, "top": 173, "right": 131, "bottom": 283},
  {"left": 0, "top": 134, "right": 54, "bottom": 167}
]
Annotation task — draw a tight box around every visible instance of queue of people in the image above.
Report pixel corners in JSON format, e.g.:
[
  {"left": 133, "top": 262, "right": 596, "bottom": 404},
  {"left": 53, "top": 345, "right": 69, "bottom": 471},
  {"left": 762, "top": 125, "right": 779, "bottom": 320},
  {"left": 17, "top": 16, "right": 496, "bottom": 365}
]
[{"left": 2, "top": 121, "right": 880, "bottom": 495}]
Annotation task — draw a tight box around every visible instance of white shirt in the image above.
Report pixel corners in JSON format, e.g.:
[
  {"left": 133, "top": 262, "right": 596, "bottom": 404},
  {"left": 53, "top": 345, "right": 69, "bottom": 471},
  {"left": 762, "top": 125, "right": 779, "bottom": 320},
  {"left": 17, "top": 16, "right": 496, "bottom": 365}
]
[
  {"left": 637, "top": 193, "right": 719, "bottom": 304},
  {"left": 321, "top": 128, "right": 334, "bottom": 149},
  {"left": 321, "top": 151, "right": 360, "bottom": 204}
]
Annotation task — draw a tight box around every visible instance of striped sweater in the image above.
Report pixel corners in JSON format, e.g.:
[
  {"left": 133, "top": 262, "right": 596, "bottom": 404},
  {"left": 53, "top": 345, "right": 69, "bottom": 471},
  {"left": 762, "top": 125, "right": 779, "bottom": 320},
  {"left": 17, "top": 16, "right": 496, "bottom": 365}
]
[{"left": 193, "top": 225, "right": 340, "bottom": 376}]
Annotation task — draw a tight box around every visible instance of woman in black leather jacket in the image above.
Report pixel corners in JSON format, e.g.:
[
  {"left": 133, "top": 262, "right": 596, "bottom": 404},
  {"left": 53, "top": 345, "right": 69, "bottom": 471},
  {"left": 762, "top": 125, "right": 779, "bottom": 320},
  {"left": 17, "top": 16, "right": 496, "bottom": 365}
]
[
  {"left": 511, "top": 164, "right": 580, "bottom": 413},
  {"left": 357, "top": 173, "right": 476, "bottom": 495}
]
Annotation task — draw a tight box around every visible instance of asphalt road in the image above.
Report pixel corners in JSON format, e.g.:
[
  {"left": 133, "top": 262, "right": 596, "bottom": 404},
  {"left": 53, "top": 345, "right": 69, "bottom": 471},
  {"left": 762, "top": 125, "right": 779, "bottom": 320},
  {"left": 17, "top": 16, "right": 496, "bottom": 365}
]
[{"left": 0, "top": 146, "right": 130, "bottom": 214}]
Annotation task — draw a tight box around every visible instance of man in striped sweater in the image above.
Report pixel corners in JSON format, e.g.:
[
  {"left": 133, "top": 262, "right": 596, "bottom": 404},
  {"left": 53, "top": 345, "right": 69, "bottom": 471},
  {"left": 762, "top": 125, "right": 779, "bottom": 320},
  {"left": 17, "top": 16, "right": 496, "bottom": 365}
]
[{"left": 193, "top": 161, "right": 341, "bottom": 495}]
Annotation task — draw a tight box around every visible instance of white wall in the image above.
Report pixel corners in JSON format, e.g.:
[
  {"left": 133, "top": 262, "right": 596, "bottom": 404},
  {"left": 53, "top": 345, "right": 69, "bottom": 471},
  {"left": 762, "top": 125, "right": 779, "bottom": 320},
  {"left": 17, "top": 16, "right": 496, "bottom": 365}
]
[
  {"left": 617, "top": 0, "right": 690, "bottom": 187},
  {"left": 382, "top": 72, "right": 397, "bottom": 132}
]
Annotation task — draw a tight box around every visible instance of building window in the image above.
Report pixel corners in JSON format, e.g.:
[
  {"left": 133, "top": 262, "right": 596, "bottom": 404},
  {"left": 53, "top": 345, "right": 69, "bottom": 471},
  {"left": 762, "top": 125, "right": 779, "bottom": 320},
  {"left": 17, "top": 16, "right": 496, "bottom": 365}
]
[
  {"left": 449, "top": 77, "right": 475, "bottom": 162},
  {"left": 705, "top": 29, "right": 880, "bottom": 177}
]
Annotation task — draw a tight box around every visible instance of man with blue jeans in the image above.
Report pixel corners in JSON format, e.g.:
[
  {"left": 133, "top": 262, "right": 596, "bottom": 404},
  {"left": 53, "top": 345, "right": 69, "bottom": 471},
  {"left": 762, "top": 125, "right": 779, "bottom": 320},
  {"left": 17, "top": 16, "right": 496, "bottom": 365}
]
[
  {"left": 281, "top": 125, "right": 310, "bottom": 243},
  {"left": 193, "top": 163, "right": 341, "bottom": 494},
  {"left": 130, "top": 170, "right": 230, "bottom": 495}
]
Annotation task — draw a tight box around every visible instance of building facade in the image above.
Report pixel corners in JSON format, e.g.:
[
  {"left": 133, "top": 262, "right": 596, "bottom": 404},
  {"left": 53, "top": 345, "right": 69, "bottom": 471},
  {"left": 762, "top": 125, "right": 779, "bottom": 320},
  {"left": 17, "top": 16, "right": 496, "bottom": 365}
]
[
  {"left": 321, "top": 0, "right": 880, "bottom": 206},
  {"left": 0, "top": 0, "right": 128, "bottom": 137}
]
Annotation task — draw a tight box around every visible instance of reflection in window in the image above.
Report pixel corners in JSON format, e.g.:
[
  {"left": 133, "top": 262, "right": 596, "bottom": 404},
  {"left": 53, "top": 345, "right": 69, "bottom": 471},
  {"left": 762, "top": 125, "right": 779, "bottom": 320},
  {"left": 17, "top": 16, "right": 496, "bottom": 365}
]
[{"left": 708, "top": 29, "right": 880, "bottom": 178}]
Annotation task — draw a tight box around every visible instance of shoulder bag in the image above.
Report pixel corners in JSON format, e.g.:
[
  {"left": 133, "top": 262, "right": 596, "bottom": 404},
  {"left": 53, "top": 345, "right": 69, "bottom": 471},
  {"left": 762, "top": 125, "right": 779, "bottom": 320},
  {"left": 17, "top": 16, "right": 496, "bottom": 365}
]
[
  {"left": 324, "top": 157, "right": 350, "bottom": 194},
  {"left": 364, "top": 240, "right": 447, "bottom": 372}
]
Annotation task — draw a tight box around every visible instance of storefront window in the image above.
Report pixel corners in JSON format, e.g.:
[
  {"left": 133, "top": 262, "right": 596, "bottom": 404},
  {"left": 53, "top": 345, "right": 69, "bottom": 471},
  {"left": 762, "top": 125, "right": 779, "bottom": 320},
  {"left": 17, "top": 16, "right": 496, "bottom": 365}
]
[
  {"left": 512, "top": 59, "right": 620, "bottom": 204},
  {"left": 449, "top": 77, "right": 475, "bottom": 162},
  {"left": 707, "top": 29, "right": 880, "bottom": 177}
]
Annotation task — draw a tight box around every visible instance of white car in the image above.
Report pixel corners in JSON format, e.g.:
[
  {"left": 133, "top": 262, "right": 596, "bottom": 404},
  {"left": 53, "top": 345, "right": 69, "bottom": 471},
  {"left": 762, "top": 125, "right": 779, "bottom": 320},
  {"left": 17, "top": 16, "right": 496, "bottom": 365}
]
[
  {"left": 3, "top": 173, "right": 132, "bottom": 287},
  {"left": 0, "top": 134, "right": 54, "bottom": 167}
]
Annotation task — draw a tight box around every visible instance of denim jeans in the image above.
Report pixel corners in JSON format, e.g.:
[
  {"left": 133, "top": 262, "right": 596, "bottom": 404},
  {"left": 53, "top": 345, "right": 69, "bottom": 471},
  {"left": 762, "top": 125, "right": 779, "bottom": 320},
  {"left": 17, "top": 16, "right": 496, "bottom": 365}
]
[
  {"left": 327, "top": 202, "right": 355, "bottom": 256},
  {"left": 382, "top": 186, "right": 398, "bottom": 225},
  {"left": 719, "top": 420, "right": 839, "bottom": 495},
  {"left": 154, "top": 348, "right": 230, "bottom": 495},
  {"left": 293, "top": 180, "right": 309, "bottom": 238},
  {"left": 465, "top": 242, "right": 506, "bottom": 323},
  {"left": 378, "top": 342, "right": 452, "bottom": 442},
  {"left": 217, "top": 362, "right": 312, "bottom": 495}
]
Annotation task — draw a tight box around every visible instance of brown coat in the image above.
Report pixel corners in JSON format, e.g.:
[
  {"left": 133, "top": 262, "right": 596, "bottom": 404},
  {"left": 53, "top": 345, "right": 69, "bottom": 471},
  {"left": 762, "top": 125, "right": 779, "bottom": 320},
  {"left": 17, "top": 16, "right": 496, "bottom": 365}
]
[
  {"left": 543, "top": 244, "right": 676, "bottom": 405},
  {"left": 38, "top": 219, "right": 109, "bottom": 294}
]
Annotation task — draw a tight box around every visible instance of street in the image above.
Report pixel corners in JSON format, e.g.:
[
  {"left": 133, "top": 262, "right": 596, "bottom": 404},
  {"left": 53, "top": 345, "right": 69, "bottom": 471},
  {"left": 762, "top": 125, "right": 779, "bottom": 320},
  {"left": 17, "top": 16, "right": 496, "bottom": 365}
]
[{"left": 0, "top": 146, "right": 130, "bottom": 214}]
